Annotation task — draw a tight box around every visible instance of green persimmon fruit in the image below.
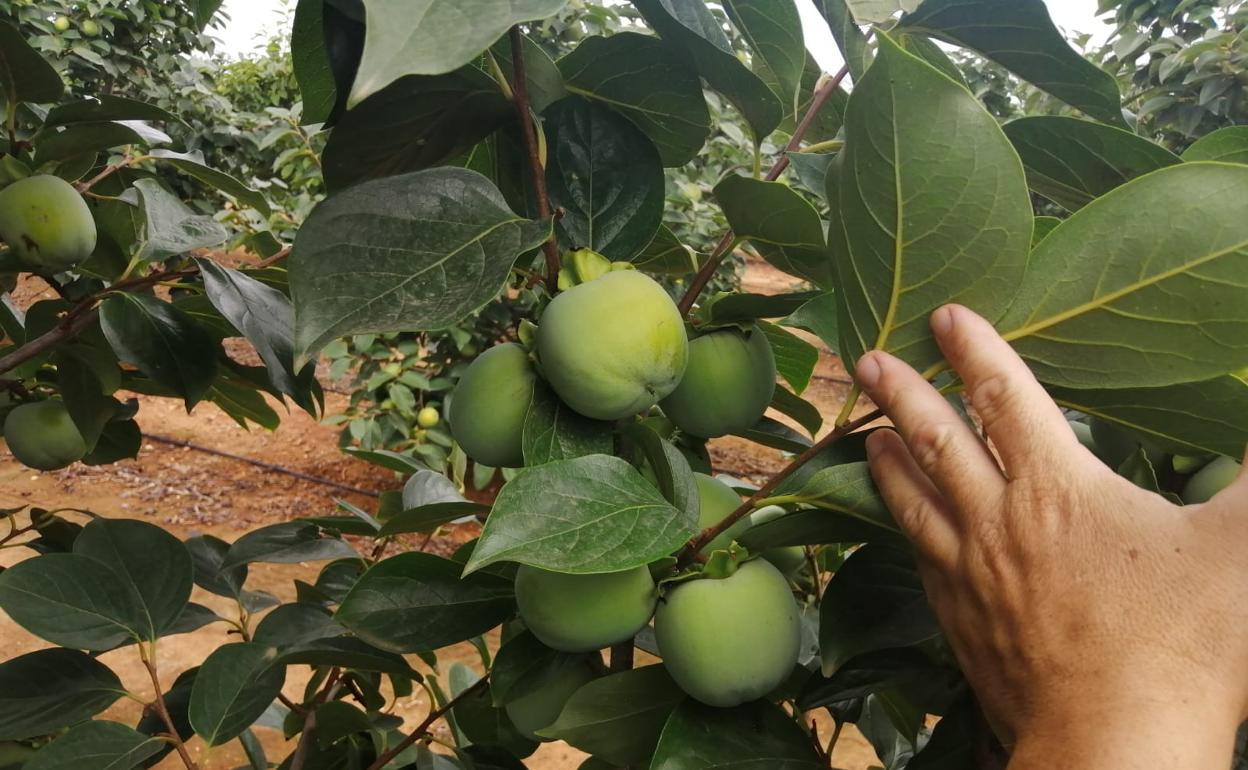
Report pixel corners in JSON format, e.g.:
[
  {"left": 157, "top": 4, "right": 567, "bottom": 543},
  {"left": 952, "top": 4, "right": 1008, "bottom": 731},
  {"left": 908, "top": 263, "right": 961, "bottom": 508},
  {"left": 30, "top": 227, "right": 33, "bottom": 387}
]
[
  {"left": 80, "top": 19, "right": 99, "bottom": 35},
  {"left": 661, "top": 325, "right": 776, "bottom": 438},
  {"left": 514, "top": 565, "right": 658, "bottom": 653},
  {"left": 53, "top": 14, "right": 70, "bottom": 31},
  {"left": 503, "top": 660, "right": 595, "bottom": 741},
  {"left": 747, "top": 506, "right": 806, "bottom": 575},
  {"left": 448, "top": 343, "right": 535, "bottom": 468},
  {"left": 536, "top": 271, "right": 688, "bottom": 420},
  {"left": 655, "top": 559, "right": 801, "bottom": 708},
  {"left": 416, "top": 406, "right": 440, "bottom": 428},
  {"left": 1181, "top": 455, "right": 1241, "bottom": 504},
  {"left": 695, "top": 473, "right": 750, "bottom": 554},
  {"left": 3, "top": 401, "right": 87, "bottom": 471},
  {"left": 0, "top": 175, "right": 97, "bottom": 271}
]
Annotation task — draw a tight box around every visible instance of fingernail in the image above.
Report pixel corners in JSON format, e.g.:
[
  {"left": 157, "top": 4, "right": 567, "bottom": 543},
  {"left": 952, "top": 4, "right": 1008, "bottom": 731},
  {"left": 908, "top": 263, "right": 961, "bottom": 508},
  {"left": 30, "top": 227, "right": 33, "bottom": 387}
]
[
  {"left": 856, "top": 354, "right": 882, "bottom": 391},
  {"left": 931, "top": 305, "right": 956, "bottom": 336},
  {"left": 865, "top": 430, "right": 885, "bottom": 457}
]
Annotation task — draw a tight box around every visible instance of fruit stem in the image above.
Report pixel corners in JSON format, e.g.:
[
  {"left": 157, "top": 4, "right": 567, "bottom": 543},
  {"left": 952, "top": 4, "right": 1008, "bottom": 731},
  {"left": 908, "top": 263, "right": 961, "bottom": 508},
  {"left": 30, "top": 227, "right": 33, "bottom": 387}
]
[
  {"left": 507, "top": 26, "right": 561, "bottom": 290},
  {"left": 675, "top": 62, "right": 852, "bottom": 317},
  {"left": 364, "top": 675, "right": 489, "bottom": 770},
  {"left": 675, "top": 407, "right": 883, "bottom": 567}
]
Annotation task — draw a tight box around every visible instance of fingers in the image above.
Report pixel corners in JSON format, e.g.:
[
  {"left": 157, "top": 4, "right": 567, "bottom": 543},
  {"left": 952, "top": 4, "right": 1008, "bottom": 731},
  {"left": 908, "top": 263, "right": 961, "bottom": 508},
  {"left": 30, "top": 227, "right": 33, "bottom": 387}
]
[
  {"left": 930, "top": 305, "right": 1079, "bottom": 476},
  {"left": 856, "top": 348, "right": 1006, "bottom": 517},
  {"left": 866, "top": 429, "right": 961, "bottom": 571}
]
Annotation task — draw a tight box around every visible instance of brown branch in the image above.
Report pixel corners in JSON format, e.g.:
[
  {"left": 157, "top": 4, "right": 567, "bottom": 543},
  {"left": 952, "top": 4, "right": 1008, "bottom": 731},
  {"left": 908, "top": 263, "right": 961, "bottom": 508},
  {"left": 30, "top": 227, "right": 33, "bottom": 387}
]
[
  {"left": 609, "top": 641, "right": 635, "bottom": 673},
  {"left": 75, "top": 155, "right": 142, "bottom": 194},
  {"left": 366, "top": 676, "right": 489, "bottom": 770},
  {"left": 676, "top": 63, "right": 852, "bottom": 317},
  {"left": 140, "top": 646, "right": 199, "bottom": 770},
  {"left": 676, "top": 406, "right": 883, "bottom": 567},
  {"left": 508, "top": 26, "right": 560, "bottom": 289}
]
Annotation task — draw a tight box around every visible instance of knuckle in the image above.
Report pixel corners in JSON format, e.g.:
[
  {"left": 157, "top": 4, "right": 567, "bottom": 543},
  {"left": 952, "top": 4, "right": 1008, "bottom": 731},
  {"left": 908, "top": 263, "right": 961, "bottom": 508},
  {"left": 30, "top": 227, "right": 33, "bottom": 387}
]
[
  {"left": 968, "top": 373, "right": 1018, "bottom": 426},
  {"left": 909, "top": 420, "right": 961, "bottom": 471}
]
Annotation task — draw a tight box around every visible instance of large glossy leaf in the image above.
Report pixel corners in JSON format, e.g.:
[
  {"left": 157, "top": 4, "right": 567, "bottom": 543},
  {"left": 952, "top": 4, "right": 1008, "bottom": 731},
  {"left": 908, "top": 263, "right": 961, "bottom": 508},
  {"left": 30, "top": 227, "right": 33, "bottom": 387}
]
[
  {"left": 221, "top": 521, "right": 358, "bottom": 570},
  {"left": 132, "top": 178, "right": 229, "bottom": 262},
  {"left": 544, "top": 97, "right": 665, "bottom": 261},
  {"left": 723, "top": 0, "right": 805, "bottom": 117},
  {"left": 558, "top": 33, "right": 710, "bottom": 167},
  {"left": 813, "top": 0, "right": 871, "bottom": 79},
  {"left": 522, "top": 381, "right": 614, "bottom": 465},
  {"left": 489, "top": 631, "right": 585, "bottom": 706},
  {"left": 336, "top": 552, "right": 515, "bottom": 653},
  {"left": 463, "top": 455, "right": 696, "bottom": 575},
  {"left": 0, "top": 649, "right": 124, "bottom": 741},
  {"left": 23, "top": 721, "right": 164, "bottom": 770},
  {"left": 149, "top": 150, "right": 270, "bottom": 215},
  {"left": 100, "top": 293, "right": 217, "bottom": 409},
  {"left": 819, "top": 545, "right": 941, "bottom": 674},
  {"left": 632, "top": 225, "right": 698, "bottom": 275},
  {"left": 1002, "top": 117, "right": 1180, "bottom": 211},
  {"left": 832, "top": 34, "right": 1031, "bottom": 375},
  {"left": 755, "top": 462, "right": 902, "bottom": 538},
  {"left": 783, "top": 291, "right": 839, "bottom": 354},
  {"left": 715, "top": 174, "right": 833, "bottom": 287},
  {"left": 1183, "top": 126, "right": 1248, "bottom": 164},
  {"left": 632, "top": 0, "right": 783, "bottom": 140},
  {"left": 997, "top": 163, "right": 1248, "bottom": 389},
  {"left": 291, "top": 167, "right": 550, "bottom": 363},
  {"left": 899, "top": 0, "right": 1124, "bottom": 126},
  {"left": 841, "top": 0, "right": 921, "bottom": 23},
  {"left": 1049, "top": 374, "right": 1248, "bottom": 458},
  {"left": 651, "top": 700, "right": 823, "bottom": 770},
  {"left": 277, "top": 637, "right": 418, "bottom": 677},
  {"left": 185, "top": 534, "right": 248, "bottom": 599},
  {"left": 492, "top": 32, "right": 566, "bottom": 116},
  {"left": 348, "top": 0, "right": 567, "bottom": 104},
  {"left": 798, "top": 648, "right": 964, "bottom": 713},
  {"left": 539, "top": 665, "right": 686, "bottom": 766},
  {"left": 0, "top": 19, "right": 64, "bottom": 105},
  {"left": 44, "top": 96, "right": 177, "bottom": 127},
  {"left": 0, "top": 554, "right": 148, "bottom": 649},
  {"left": 291, "top": 0, "right": 336, "bottom": 124},
  {"left": 188, "top": 643, "right": 286, "bottom": 747},
  {"left": 74, "top": 518, "right": 193, "bottom": 640},
  {"left": 759, "top": 320, "right": 818, "bottom": 395},
  {"left": 323, "top": 68, "right": 513, "bottom": 191}
]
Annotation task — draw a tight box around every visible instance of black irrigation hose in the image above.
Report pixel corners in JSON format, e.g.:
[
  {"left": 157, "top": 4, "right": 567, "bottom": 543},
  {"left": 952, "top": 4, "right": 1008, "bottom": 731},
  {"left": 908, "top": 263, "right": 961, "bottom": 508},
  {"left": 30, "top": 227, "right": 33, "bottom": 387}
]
[{"left": 143, "top": 434, "right": 382, "bottom": 498}]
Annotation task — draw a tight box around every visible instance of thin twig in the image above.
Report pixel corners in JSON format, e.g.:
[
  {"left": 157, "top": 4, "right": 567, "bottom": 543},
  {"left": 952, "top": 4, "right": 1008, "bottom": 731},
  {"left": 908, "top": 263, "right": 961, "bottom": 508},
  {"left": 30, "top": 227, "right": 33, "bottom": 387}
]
[
  {"left": 140, "top": 645, "right": 199, "bottom": 770},
  {"left": 508, "top": 26, "right": 560, "bottom": 288},
  {"left": 365, "top": 676, "right": 490, "bottom": 770},
  {"left": 676, "top": 407, "right": 883, "bottom": 567},
  {"left": 75, "top": 155, "right": 143, "bottom": 194},
  {"left": 676, "top": 63, "right": 852, "bottom": 317},
  {"left": 288, "top": 669, "right": 344, "bottom": 770}
]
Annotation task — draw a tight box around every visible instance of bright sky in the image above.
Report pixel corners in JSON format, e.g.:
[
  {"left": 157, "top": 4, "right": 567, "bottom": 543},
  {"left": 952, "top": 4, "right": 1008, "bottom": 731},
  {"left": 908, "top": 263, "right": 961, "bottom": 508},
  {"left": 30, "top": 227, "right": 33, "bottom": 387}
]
[{"left": 213, "top": 0, "right": 1115, "bottom": 69}]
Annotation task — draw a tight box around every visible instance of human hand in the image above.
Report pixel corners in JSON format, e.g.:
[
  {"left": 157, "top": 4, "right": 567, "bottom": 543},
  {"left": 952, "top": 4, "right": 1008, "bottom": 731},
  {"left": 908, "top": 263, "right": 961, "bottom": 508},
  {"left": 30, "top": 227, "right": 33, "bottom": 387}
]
[{"left": 854, "top": 304, "right": 1248, "bottom": 768}]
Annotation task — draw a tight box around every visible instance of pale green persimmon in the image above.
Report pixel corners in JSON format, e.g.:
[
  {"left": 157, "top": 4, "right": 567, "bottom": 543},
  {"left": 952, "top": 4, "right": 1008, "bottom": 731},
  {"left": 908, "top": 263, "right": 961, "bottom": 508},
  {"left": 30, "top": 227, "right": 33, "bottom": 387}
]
[
  {"left": 416, "top": 406, "right": 440, "bottom": 429},
  {"left": 448, "top": 343, "right": 535, "bottom": 468},
  {"left": 661, "top": 325, "right": 775, "bottom": 438},
  {"left": 0, "top": 175, "right": 97, "bottom": 271},
  {"left": 1181, "top": 455, "right": 1241, "bottom": 504},
  {"left": 536, "top": 271, "right": 688, "bottom": 420},
  {"left": 503, "top": 660, "right": 596, "bottom": 741},
  {"left": 654, "top": 559, "right": 801, "bottom": 707},
  {"left": 3, "top": 401, "right": 87, "bottom": 471},
  {"left": 695, "top": 473, "right": 750, "bottom": 555},
  {"left": 747, "top": 505, "right": 806, "bottom": 575},
  {"left": 514, "top": 565, "right": 658, "bottom": 653}
]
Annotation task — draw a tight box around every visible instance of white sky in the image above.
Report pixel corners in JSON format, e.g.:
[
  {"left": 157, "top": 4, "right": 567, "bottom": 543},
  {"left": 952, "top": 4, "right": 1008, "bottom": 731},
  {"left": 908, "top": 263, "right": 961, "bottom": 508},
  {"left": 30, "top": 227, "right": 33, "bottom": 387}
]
[{"left": 213, "top": 0, "right": 1114, "bottom": 70}]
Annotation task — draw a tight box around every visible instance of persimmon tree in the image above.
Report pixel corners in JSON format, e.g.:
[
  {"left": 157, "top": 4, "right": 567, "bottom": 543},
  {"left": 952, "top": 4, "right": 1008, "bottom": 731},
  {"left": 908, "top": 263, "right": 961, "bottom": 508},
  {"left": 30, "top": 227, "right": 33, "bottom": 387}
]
[{"left": 2, "top": 1, "right": 1248, "bottom": 769}]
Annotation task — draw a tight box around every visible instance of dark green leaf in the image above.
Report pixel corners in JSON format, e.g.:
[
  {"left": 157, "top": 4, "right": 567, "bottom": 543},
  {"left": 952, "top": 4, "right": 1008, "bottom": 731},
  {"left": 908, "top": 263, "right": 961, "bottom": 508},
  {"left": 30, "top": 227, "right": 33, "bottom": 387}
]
[
  {"left": 189, "top": 643, "right": 286, "bottom": 747},
  {"left": 342, "top": 447, "right": 429, "bottom": 474},
  {"left": 209, "top": 380, "right": 282, "bottom": 431},
  {"left": 377, "top": 502, "right": 489, "bottom": 537},
  {"left": 23, "top": 720, "right": 163, "bottom": 770},
  {"left": 620, "top": 422, "right": 698, "bottom": 514},
  {"left": 239, "top": 729, "right": 267, "bottom": 770},
  {"left": 1182, "top": 126, "right": 1248, "bottom": 164},
  {"left": 632, "top": 225, "right": 698, "bottom": 275},
  {"left": 813, "top": 0, "right": 871, "bottom": 79},
  {"left": 149, "top": 150, "right": 270, "bottom": 215},
  {"left": 221, "top": 521, "right": 358, "bottom": 570},
  {"left": 733, "top": 416, "right": 812, "bottom": 453},
  {"left": 715, "top": 175, "right": 832, "bottom": 287},
  {"left": 651, "top": 700, "right": 823, "bottom": 770},
  {"left": 253, "top": 603, "right": 343, "bottom": 648},
  {"left": 770, "top": 385, "right": 822, "bottom": 437},
  {"left": 798, "top": 648, "right": 964, "bottom": 713},
  {"left": 44, "top": 96, "right": 178, "bottom": 127},
  {"left": 906, "top": 695, "right": 975, "bottom": 770},
  {"left": 758, "top": 321, "right": 818, "bottom": 395},
  {"left": 292, "top": 0, "right": 337, "bottom": 124},
  {"left": 1031, "top": 215, "right": 1061, "bottom": 247},
  {"left": 558, "top": 33, "right": 710, "bottom": 167},
  {"left": 0, "top": 553, "right": 146, "bottom": 649},
  {"left": 489, "top": 631, "right": 584, "bottom": 706},
  {"left": 186, "top": 534, "right": 248, "bottom": 599},
  {"left": 522, "top": 380, "right": 615, "bottom": 466},
  {"left": 278, "top": 637, "right": 419, "bottom": 677},
  {"left": 0, "top": 20, "right": 64, "bottom": 105},
  {"left": 100, "top": 293, "right": 217, "bottom": 409},
  {"left": 80, "top": 419, "right": 141, "bottom": 465},
  {"left": 132, "top": 178, "right": 229, "bottom": 262},
  {"left": 464, "top": 455, "right": 695, "bottom": 575},
  {"left": 0, "top": 649, "right": 124, "bottom": 741},
  {"left": 782, "top": 291, "right": 838, "bottom": 354},
  {"left": 1003, "top": 116, "right": 1180, "bottom": 211},
  {"left": 899, "top": 0, "right": 1124, "bottom": 125},
  {"left": 35, "top": 122, "right": 170, "bottom": 165},
  {"left": 453, "top": 677, "right": 538, "bottom": 760},
  {"left": 544, "top": 97, "right": 664, "bottom": 261},
  {"left": 696, "top": 291, "right": 820, "bottom": 326},
  {"left": 55, "top": 348, "right": 119, "bottom": 451},
  {"left": 832, "top": 34, "right": 1031, "bottom": 376},
  {"left": 493, "top": 32, "right": 566, "bottom": 116},
  {"left": 785, "top": 151, "right": 835, "bottom": 202},
  {"left": 291, "top": 168, "right": 550, "bottom": 362},
  {"left": 724, "top": 0, "right": 805, "bottom": 118},
  {"left": 336, "top": 552, "right": 515, "bottom": 653}
]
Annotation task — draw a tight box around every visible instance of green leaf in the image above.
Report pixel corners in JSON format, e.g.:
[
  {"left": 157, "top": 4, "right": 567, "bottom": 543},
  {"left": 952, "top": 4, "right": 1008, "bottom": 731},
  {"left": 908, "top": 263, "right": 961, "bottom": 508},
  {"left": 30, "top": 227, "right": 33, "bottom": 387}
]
[
  {"left": 696, "top": 291, "right": 820, "bottom": 326},
  {"left": 493, "top": 32, "right": 567, "bottom": 116},
  {"left": 402, "top": 470, "right": 467, "bottom": 509},
  {"left": 74, "top": 518, "right": 193, "bottom": 640},
  {"left": 819, "top": 545, "right": 941, "bottom": 675},
  {"left": 35, "top": 122, "right": 170, "bottom": 165},
  {"left": 100, "top": 293, "right": 217, "bottom": 409},
  {"left": 252, "top": 603, "right": 343, "bottom": 648},
  {"left": 632, "top": 0, "right": 783, "bottom": 140},
  {"left": 1031, "top": 215, "right": 1061, "bottom": 247},
  {"left": 348, "top": 0, "right": 568, "bottom": 105},
  {"left": 558, "top": 33, "right": 710, "bottom": 167},
  {"left": 782, "top": 291, "right": 838, "bottom": 354},
  {"left": 1002, "top": 117, "right": 1180, "bottom": 211},
  {"left": 132, "top": 178, "right": 229, "bottom": 262},
  {"left": 785, "top": 151, "right": 835, "bottom": 202},
  {"left": 770, "top": 385, "right": 822, "bottom": 437},
  {"left": 798, "top": 648, "right": 964, "bottom": 712},
  {"left": 0, "top": 20, "right": 64, "bottom": 105},
  {"left": 998, "top": 163, "right": 1248, "bottom": 389},
  {"left": 322, "top": 67, "right": 513, "bottom": 191},
  {"left": 23, "top": 721, "right": 164, "bottom": 770},
  {"left": 0, "top": 553, "right": 147, "bottom": 649},
  {"left": 651, "top": 700, "right": 823, "bottom": 770},
  {"left": 783, "top": 56, "right": 849, "bottom": 144},
  {"left": 489, "top": 631, "right": 585, "bottom": 706},
  {"left": 758, "top": 321, "right": 817, "bottom": 395},
  {"left": 186, "top": 534, "right": 248, "bottom": 599},
  {"left": 148, "top": 150, "right": 270, "bottom": 215},
  {"left": 464, "top": 455, "right": 695, "bottom": 575},
  {"left": 278, "top": 637, "right": 419, "bottom": 677},
  {"left": 813, "top": 0, "right": 871, "bottom": 79},
  {"left": 377, "top": 503, "right": 489, "bottom": 537},
  {"left": 620, "top": 422, "right": 698, "bottom": 514},
  {"left": 522, "top": 381, "right": 615, "bottom": 466},
  {"left": 335, "top": 552, "right": 515, "bottom": 653},
  {"left": 733, "top": 416, "right": 812, "bottom": 453},
  {"left": 1048, "top": 374, "right": 1248, "bottom": 458},
  {"left": 538, "top": 665, "right": 685, "bottom": 766},
  {"left": 54, "top": 348, "right": 119, "bottom": 452},
  {"left": 723, "top": 0, "right": 806, "bottom": 118},
  {"left": 715, "top": 174, "right": 832, "bottom": 287},
  {"left": 0, "top": 649, "right": 124, "bottom": 741},
  {"left": 899, "top": 0, "right": 1124, "bottom": 125},
  {"left": 1183, "top": 126, "right": 1248, "bottom": 164},
  {"left": 905, "top": 696, "right": 976, "bottom": 770},
  {"left": 189, "top": 643, "right": 286, "bottom": 747},
  {"left": 291, "top": 167, "right": 551, "bottom": 363},
  {"left": 193, "top": 0, "right": 225, "bottom": 29},
  {"left": 842, "top": 0, "right": 922, "bottom": 23},
  {"left": 762, "top": 461, "right": 902, "bottom": 537},
  {"left": 832, "top": 34, "right": 1031, "bottom": 376},
  {"left": 221, "top": 521, "right": 359, "bottom": 571},
  {"left": 632, "top": 225, "right": 698, "bottom": 275},
  {"left": 81, "top": 420, "right": 141, "bottom": 466},
  {"left": 44, "top": 96, "right": 178, "bottom": 127},
  {"left": 291, "top": 0, "right": 337, "bottom": 125}
]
